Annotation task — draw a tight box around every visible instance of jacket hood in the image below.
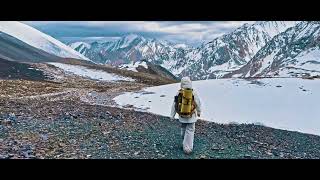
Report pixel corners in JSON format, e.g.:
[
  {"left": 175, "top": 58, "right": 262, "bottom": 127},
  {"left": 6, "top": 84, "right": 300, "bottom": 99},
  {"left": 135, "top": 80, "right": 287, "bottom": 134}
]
[{"left": 181, "top": 77, "right": 192, "bottom": 89}]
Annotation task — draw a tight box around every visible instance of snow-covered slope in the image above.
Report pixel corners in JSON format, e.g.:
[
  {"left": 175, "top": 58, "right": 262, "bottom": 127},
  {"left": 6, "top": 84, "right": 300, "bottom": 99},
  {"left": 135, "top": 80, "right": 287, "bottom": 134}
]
[
  {"left": 227, "top": 21, "right": 320, "bottom": 78},
  {"left": 0, "top": 21, "right": 90, "bottom": 61},
  {"left": 0, "top": 31, "right": 61, "bottom": 62},
  {"left": 114, "top": 78, "right": 320, "bottom": 136},
  {"left": 48, "top": 62, "right": 134, "bottom": 82}
]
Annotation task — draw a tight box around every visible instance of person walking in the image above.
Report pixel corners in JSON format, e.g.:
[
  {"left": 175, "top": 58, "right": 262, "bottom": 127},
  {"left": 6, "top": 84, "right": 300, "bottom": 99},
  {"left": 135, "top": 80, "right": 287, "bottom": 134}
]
[{"left": 171, "top": 77, "right": 202, "bottom": 154}]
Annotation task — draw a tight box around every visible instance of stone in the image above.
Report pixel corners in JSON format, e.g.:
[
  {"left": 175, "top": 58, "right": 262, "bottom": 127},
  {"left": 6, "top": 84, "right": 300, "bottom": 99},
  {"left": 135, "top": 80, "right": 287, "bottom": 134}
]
[
  {"left": 8, "top": 154, "right": 14, "bottom": 158},
  {"left": 1, "top": 119, "right": 12, "bottom": 126},
  {"left": 211, "top": 147, "right": 220, "bottom": 151},
  {"left": 40, "top": 134, "right": 48, "bottom": 141},
  {"left": 266, "top": 151, "right": 273, "bottom": 156},
  {"left": 9, "top": 113, "right": 16, "bottom": 121},
  {"left": 200, "top": 155, "right": 207, "bottom": 159}
]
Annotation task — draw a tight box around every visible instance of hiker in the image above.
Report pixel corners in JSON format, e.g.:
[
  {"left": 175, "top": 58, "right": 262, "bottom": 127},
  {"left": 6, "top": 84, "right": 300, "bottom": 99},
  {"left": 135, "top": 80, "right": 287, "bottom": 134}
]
[{"left": 171, "top": 77, "right": 202, "bottom": 154}]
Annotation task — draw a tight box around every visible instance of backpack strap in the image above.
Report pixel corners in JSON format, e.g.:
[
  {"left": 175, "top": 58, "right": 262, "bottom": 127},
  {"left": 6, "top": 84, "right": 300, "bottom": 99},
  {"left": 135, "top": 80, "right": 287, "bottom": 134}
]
[
  {"left": 191, "top": 94, "right": 196, "bottom": 113},
  {"left": 174, "top": 89, "right": 183, "bottom": 114}
]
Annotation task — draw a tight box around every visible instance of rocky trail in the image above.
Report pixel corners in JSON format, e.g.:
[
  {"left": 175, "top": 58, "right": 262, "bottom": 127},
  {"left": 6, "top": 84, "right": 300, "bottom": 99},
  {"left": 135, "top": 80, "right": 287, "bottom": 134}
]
[{"left": 1, "top": 63, "right": 320, "bottom": 159}]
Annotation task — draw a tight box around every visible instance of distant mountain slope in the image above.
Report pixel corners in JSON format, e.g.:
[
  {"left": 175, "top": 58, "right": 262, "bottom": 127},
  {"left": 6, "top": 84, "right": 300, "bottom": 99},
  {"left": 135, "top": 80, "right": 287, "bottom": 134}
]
[
  {"left": 119, "top": 60, "right": 179, "bottom": 81},
  {"left": 226, "top": 21, "right": 320, "bottom": 78},
  {"left": 176, "top": 21, "right": 298, "bottom": 80},
  {"left": 69, "top": 34, "right": 189, "bottom": 67}
]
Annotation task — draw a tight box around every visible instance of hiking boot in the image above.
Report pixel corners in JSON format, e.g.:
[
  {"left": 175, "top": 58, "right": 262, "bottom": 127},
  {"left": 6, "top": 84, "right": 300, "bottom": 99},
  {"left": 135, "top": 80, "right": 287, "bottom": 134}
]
[{"left": 183, "top": 147, "right": 193, "bottom": 155}]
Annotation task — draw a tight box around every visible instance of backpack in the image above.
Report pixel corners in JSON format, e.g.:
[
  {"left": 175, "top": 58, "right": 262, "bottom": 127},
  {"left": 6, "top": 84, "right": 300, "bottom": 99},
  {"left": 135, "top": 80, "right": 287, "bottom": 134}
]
[{"left": 174, "top": 88, "right": 196, "bottom": 118}]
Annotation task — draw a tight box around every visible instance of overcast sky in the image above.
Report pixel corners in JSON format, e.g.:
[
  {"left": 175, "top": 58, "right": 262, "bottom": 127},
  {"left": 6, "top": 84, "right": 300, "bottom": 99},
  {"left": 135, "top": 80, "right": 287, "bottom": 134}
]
[{"left": 23, "top": 21, "right": 255, "bottom": 46}]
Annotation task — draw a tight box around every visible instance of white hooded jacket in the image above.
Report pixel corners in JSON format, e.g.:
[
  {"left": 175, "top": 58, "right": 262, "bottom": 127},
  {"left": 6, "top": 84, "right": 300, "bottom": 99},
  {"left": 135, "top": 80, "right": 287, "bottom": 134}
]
[{"left": 170, "top": 77, "right": 202, "bottom": 123}]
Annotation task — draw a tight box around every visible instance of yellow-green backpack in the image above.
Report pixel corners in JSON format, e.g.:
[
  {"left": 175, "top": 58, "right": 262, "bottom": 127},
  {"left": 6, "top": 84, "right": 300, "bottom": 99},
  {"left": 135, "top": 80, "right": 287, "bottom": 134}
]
[{"left": 174, "top": 88, "right": 196, "bottom": 118}]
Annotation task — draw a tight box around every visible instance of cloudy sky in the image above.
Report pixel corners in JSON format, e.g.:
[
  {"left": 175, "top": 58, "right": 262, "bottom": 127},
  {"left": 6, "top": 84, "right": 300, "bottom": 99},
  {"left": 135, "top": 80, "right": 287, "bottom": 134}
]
[{"left": 23, "top": 21, "right": 255, "bottom": 46}]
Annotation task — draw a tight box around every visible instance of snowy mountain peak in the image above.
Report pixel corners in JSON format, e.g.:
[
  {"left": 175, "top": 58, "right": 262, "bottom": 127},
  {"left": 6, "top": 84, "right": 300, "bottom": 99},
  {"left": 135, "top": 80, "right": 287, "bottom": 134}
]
[
  {"left": 69, "top": 41, "right": 91, "bottom": 49},
  {"left": 115, "top": 33, "right": 147, "bottom": 49},
  {"left": 252, "top": 21, "right": 298, "bottom": 38},
  {"left": 123, "top": 33, "right": 146, "bottom": 42},
  {"left": 123, "top": 33, "right": 139, "bottom": 40}
]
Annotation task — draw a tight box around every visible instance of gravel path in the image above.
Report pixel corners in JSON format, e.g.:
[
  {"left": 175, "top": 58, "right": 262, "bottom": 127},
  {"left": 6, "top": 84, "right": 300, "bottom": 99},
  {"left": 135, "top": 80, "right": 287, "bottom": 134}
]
[{"left": 1, "top": 94, "right": 320, "bottom": 159}]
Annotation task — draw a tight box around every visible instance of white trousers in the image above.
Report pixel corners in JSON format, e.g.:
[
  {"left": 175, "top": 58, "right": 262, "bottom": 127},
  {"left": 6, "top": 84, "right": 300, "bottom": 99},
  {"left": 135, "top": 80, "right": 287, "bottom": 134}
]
[{"left": 181, "top": 123, "right": 195, "bottom": 154}]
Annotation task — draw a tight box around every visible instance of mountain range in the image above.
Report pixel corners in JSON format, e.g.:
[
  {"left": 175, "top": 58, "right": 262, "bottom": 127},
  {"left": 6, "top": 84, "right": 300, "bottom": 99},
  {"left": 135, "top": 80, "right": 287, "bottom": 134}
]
[
  {"left": 69, "top": 34, "right": 190, "bottom": 66},
  {"left": 70, "top": 21, "right": 320, "bottom": 80}
]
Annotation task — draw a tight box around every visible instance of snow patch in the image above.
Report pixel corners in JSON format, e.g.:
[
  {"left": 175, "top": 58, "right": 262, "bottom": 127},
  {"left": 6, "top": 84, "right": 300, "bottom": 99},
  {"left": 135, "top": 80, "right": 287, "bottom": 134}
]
[
  {"left": 48, "top": 62, "right": 134, "bottom": 82},
  {"left": 119, "top": 61, "right": 148, "bottom": 72},
  {"left": 114, "top": 78, "right": 320, "bottom": 136}
]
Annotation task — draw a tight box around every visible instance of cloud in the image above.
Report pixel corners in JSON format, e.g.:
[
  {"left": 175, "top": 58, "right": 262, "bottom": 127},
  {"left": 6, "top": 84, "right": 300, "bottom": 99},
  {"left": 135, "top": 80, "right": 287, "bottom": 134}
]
[{"left": 22, "top": 21, "right": 255, "bottom": 46}]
